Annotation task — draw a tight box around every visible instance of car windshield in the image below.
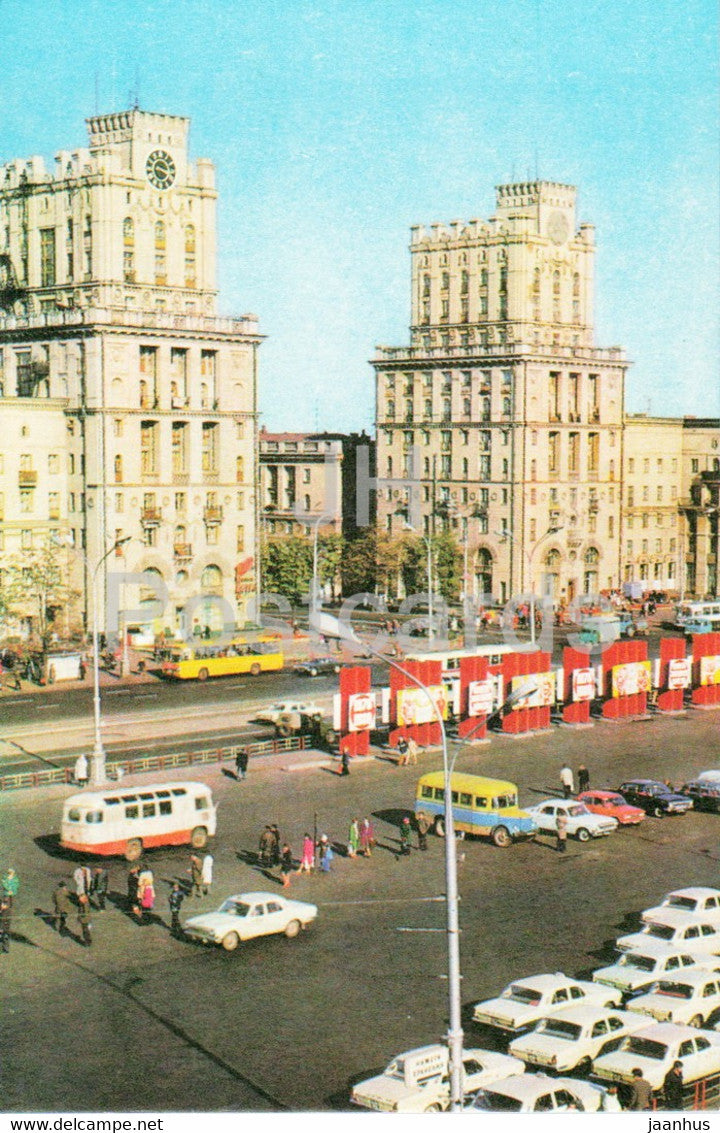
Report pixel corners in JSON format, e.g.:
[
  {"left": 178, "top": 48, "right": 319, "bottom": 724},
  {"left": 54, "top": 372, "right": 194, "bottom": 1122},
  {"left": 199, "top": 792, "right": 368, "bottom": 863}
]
[
  {"left": 656, "top": 982, "right": 694, "bottom": 999},
  {"left": 606, "top": 795, "right": 626, "bottom": 806},
  {"left": 384, "top": 1059, "right": 405, "bottom": 1080},
  {"left": 504, "top": 985, "right": 542, "bottom": 1005},
  {"left": 536, "top": 1019, "right": 582, "bottom": 1041},
  {"left": 622, "top": 1036, "right": 668, "bottom": 1061},
  {"left": 471, "top": 1090, "right": 522, "bottom": 1112},
  {"left": 567, "top": 805, "right": 587, "bottom": 817},
  {"left": 668, "top": 897, "right": 698, "bottom": 912},
  {"left": 619, "top": 954, "right": 656, "bottom": 972},
  {"left": 219, "top": 900, "right": 250, "bottom": 917},
  {"left": 646, "top": 924, "right": 676, "bottom": 941}
]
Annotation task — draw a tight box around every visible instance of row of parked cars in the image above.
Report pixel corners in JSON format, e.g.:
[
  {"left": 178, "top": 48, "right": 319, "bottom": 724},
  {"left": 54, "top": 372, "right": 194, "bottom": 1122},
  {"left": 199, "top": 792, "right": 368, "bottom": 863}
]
[{"left": 351, "top": 888, "right": 720, "bottom": 1111}]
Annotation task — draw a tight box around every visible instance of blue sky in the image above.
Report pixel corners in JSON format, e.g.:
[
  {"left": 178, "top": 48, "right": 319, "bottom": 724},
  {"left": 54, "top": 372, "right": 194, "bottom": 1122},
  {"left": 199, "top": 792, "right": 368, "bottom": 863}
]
[{"left": 2, "top": 0, "right": 718, "bottom": 429}]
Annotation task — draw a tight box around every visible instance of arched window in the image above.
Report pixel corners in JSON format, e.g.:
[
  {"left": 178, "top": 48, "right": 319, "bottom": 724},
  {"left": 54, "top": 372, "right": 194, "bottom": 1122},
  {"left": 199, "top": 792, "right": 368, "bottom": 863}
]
[
  {"left": 584, "top": 547, "right": 599, "bottom": 565},
  {"left": 236, "top": 455, "right": 244, "bottom": 483},
  {"left": 184, "top": 224, "right": 196, "bottom": 287},
  {"left": 201, "top": 564, "right": 223, "bottom": 594},
  {"left": 114, "top": 454, "right": 123, "bottom": 483},
  {"left": 123, "top": 218, "right": 135, "bottom": 282},
  {"left": 123, "top": 218, "right": 134, "bottom": 246},
  {"left": 476, "top": 548, "right": 493, "bottom": 598},
  {"left": 573, "top": 272, "right": 580, "bottom": 296},
  {"left": 184, "top": 225, "right": 195, "bottom": 253},
  {"left": 154, "top": 221, "right": 166, "bottom": 249},
  {"left": 154, "top": 220, "right": 167, "bottom": 284},
  {"left": 552, "top": 270, "right": 561, "bottom": 295}
]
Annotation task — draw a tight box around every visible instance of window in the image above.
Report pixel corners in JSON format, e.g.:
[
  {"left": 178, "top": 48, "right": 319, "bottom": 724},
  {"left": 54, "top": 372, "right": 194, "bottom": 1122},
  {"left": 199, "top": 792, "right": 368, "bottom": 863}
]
[
  {"left": 548, "top": 432, "right": 559, "bottom": 474},
  {"left": 202, "top": 423, "right": 218, "bottom": 472},
  {"left": 588, "top": 433, "right": 599, "bottom": 473},
  {"left": 568, "top": 432, "right": 579, "bottom": 473},
  {"left": 184, "top": 224, "right": 196, "bottom": 287},
  {"left": 154, "top": 220, "right": 166, "bottom": 284},
  {"left": 48, "top": 453, "right": 59, "bottom": 474},
  {"left": 114, "top": 454, "right": 123, "bottom": 483},
  {"left": 123, "top": 217, "right": 135, "bottom": 282},
  {"left": 479, "top": 455, "right": 490, "bottom": 479},
  {"left": 115, "top": 492, "right": 124, "bottom": 513},
  {"left": 236, "top": 525, "right": 245, "bottom": 552},
  {"left": 140, "top": 421, "right": 158, "bottom": 475},
  {"left": 20, "top": 489, "right": 33, "bottom": 513},
  {"left": 172, "top": 423, "right": 188, "bottom": 474},
  {"left": 40, "top": 227, "right": 56, "bottom": 286}
]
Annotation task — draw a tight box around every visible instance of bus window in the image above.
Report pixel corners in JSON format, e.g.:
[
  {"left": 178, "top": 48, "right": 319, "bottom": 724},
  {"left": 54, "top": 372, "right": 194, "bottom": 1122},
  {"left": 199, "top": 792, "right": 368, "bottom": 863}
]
[
  {"left": 434, "top": 788, "right": 444, "bottom": 801},
  {"left": 459, "top": 793, "right": 472, "bottom": 806},
  {"left": 86, "top": 810, "right": 103, "bottom": 824},
  {"left": 125, "top": 804, "right": 139, "bottom": 819},
  {"left": 142, "top": 802, "right": 156, "bottom": 818},
  {"left": 451, "top": 791, "right": 459, "bottom": 803},
  {"left": 157, "top": 790, "right": 170, "bottom": 798},
  {"left": 104, "top": 797, "right": 120, "bottom": 807},
  {"left": 474, "top": 797, "right": 489, "bottom": 809},
  {"left": 122, "top": 795, "right": 138, "bottom": 803},
  {"left": 139, "top": 793, "right": 154, "bottom": 800},
  {"left": 195, "top": 796, "right": 209, "bottom": 810},
  {"left": 159, "top": 800, "right": 172, "bottom": 816},
  {"left": 421, "top": 786, "right": 433, "bottom": 800},
  {"left": 171, "top": 788, "right": 187, "bottom": 796},
  {"left": 67, "top": 808, "right": 81, "bottom": 822}
]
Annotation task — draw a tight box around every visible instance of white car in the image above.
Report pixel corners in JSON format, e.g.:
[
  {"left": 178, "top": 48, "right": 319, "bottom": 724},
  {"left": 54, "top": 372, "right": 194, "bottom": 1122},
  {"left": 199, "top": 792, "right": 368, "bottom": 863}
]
[
  {"left": 183, "top": 892, "right": 317, "bottom": 950},
  {"left": 508, "top": 1005, "right": 649, "bottom": 1073},
  {"left": 525, "top": 799, "right": 618, "bottom": 841},
  {"left": 617, "top": 912, "right": 720, "bottom": 956},
  {"left": 467, "top": 1073, "right": 609, "bottom": 1112},
  {"left": 254, "top": 700, "right": 323, "bottom": 724},
  {"left": 593, "top": 942, "right": 715, "bottom": 996},
  {"left": 350, "top": 1045, "right": 525, "bottom": 1113},
  {"left": 592, "top": 1021, "right": 720, "bottom": 1090},
  {"left": 627, "top": 971, "right": 720, "bottom": 1027},
  {"left": 642, "top": 888, "right": 720, "bottom": 925},
  {"left": 472, "top": 973, "right": 621, "bottom": 1033}
]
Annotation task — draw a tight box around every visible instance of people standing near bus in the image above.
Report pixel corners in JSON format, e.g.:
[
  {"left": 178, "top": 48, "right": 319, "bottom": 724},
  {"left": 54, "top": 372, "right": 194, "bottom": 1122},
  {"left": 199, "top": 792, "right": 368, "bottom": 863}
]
[
  {"left": 406, "top": 737, "right": 418, "bottom": 766},
  {"left": 259, "top": 827, "right": 273, "bottom": 868},
  {"left": 359, "top": 817, "right": 375, "bottom": 857},
  {"left": 53, "top": 881, "right": 71, "bottom": 935},
  {"left": 73, "top": 864, "right": 88, "bottom": 901},
  {"left": 399, "top": 817, "right": 412, "bottom": 856},
  {"left": 347, "top": 819, "right": 360, "bottom": 858},
  {"left": 91, "top": 866, "right": 109, "bottom": 911},
  {"left": 201, "top": 853, "right": 213, "bottom": 896},
  {"left": 127, "top": 865, "right": 140, "bottom": 914},
  {"left": 139, "top": 876, "right": 155, "bottom": 923},
  {"left": 397, "top": 737, "right": 409, "bottom": 766},
  {"left": 416, "top": 811, "right": 431, "bottom": 851},
  {"left": 169, "top": 883, "right": 184, "bottom": 936},
  {"left": 269, "top": 825, "right": 281, "bottom": 867},
  {"left": 74, "top": 753, "right": 89, "bottom": 788},
  {"left": 77, "top": 893, "right": 92, "bottom": 946},
  {"left": 189, "top": 855, "right": 203, "bottom": 898},
  {"left": 280, "top": 844, "right": 293, "bottom": 888},
  {"left": 297, "top": 833, "right": 315, "bottom": 873}
]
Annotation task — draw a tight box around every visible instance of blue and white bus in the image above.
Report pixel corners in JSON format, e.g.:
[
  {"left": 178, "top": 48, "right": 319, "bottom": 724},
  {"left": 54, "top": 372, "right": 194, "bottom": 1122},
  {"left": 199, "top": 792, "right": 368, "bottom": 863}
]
[{"left": 675, "top": 601, "right": 720, "bottom": 636}]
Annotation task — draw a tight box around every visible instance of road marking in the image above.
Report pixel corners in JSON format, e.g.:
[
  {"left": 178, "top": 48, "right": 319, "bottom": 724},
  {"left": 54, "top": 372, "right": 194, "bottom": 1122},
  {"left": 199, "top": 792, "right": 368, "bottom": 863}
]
[
  {"left": 0, "top": 698, "right": 30, "bottom": 705},
  {"left": 35, "top": 704, "right": 54, "bottom": 710},
  {"left": 397, "top": 927, "right": 444, "bottom": 933}
]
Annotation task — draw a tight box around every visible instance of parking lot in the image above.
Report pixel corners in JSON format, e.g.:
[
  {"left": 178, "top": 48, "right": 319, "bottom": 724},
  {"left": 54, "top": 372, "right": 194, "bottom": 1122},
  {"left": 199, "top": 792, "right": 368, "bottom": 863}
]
[{"left": 2, "top": 706, "right": 720, "bottom": 1111}]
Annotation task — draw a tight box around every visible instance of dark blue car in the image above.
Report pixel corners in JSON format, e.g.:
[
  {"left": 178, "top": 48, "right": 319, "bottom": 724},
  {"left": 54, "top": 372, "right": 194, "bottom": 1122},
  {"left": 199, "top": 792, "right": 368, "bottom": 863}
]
[{"left": 618, "top": 779, "right": 693, "bottom": 817}]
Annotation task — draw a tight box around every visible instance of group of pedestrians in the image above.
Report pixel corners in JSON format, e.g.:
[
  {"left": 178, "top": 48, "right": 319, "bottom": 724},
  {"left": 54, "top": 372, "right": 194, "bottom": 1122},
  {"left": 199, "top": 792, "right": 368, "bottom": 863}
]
[
  {"left": 559, "top": 761, "right": 590, "bottom": 798},
  {"left": 396, "top": 737, "right": 418, "bottom": 766}
]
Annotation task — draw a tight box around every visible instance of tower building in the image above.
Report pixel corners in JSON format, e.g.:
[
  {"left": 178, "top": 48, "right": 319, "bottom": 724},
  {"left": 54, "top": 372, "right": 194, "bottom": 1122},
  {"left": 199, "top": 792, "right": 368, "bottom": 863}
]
[
  {"left": 373, "top": 181, "right": 628, "bottom": 605},
  {"left": 0, "top": 109, "right": 261, "bottom": 637}
]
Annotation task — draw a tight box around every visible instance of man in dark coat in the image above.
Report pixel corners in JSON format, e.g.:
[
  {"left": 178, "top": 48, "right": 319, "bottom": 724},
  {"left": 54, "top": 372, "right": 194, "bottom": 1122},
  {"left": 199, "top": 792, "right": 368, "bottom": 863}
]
[
  {"left": 628, "top": 1067, "right": 653, "bottom": 1110},
  {"left": 0, "top": 895, "right": 11, "bottom": 952},
  {"left": 168, "top": 882, "right": 185, "bottom": 936},
  {"left": 663, "top": 1061, "right": 684, "bottom": 1110},
  {"left": 53, "top": 881, "right": 72, "bottom": 934},
  {"left": 235, "top": 748, "right": 249, "bottom": 780},
  {"left": 91, "top": 866, "right": 109, "bottom": 911}
]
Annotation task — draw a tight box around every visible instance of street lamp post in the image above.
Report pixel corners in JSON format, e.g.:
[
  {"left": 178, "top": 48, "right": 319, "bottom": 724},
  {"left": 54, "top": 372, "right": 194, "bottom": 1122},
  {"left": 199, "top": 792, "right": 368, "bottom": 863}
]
[
  {"left": 309, "top": 609, "right": 464, "bottom": 1109},
  {"left": 89, "top": 537, "right": 132, "bottom": 787}
]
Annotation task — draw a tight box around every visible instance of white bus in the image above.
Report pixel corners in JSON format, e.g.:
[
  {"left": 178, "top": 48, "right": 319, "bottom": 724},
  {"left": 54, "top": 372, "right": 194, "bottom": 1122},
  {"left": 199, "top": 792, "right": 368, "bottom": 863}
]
[
  {"left": 675, "top": 601, "right": 720, "bottom": 636},
  {"left": 404, "top": 645, "right": 512, "bottom": 716},
  {"left": 60, "top": 780, "right": 217, "bottom": 861}
]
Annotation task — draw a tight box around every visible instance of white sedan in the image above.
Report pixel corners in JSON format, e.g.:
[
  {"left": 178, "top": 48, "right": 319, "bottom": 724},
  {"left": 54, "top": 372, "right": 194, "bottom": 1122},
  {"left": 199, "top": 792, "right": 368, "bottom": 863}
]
[
  {"left": 183, "top": 892, "right": 318, "bottom": 951},
  {"left": 472, "top": 973, "right": 621, "bottom": 1033},
  {"left": 593, "top": 942, "right": 714, "bottom": 996},
  {"left": 627, "top": 971, "right": 720, "bottom": 1028},
  {"left": 508, "top": 1005, "right": 648, "bottom": 1073},
  {"left": 617, "top": 912, "right": 720, "bottom": 957},
  {"left": 467, "top": 1073, "right": 609, "bottom": 1113},
  {"left": 254, "top": 700, "right": 323, "bottom": 724},
  {"left": 592, "top": 1021, "right": 720, "bottom": 1090},
  {"left": 642, "top": 888, "right": 720, "bottom": 925},
  {"left": 525, "top": 799, "right": 618, "bottom": 841}
]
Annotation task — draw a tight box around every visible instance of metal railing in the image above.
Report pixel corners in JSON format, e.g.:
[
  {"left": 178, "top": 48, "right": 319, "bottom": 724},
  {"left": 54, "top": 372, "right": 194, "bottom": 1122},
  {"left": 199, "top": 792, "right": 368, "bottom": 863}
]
[{"left": 0, "top": 735, "right": 308, "bottom": 793}]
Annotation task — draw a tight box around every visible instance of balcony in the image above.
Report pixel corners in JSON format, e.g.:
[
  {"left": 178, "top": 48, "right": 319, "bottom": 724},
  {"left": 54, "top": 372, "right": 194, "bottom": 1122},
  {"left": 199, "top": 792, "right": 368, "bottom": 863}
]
[
  {"left": 174, "top": 543, "right": 193, "bottom": 560},
  {"left": 204, "top": 506, "right": 223, "bottom": 524},
  {"left": 18, "top": 470, "right": 38, "bottom": 486},
  {"left": 141, "top": 507, "right": 163, "bottom": 525}
]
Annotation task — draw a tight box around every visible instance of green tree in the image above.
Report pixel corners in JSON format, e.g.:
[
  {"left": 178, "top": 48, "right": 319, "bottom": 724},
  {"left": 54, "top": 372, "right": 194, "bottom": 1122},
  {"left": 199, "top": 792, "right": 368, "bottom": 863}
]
[
  {"left": 261, "top": 537, "right": 313, "bottom": 608},
  {"left": 318, "top": 532, "right": 344, "bottom": 599},
  {"left": 433, "top": 530, "right": 462, "bottom": 603},
  {"left": 3, "top": 538, "right": 77, "bottom": 646}
]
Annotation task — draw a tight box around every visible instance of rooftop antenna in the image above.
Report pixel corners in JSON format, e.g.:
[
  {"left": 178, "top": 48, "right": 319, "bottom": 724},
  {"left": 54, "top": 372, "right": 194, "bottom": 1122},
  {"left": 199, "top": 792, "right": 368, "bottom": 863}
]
[{"left": 131, "top": 65, "right": 141, "bottom": 110}]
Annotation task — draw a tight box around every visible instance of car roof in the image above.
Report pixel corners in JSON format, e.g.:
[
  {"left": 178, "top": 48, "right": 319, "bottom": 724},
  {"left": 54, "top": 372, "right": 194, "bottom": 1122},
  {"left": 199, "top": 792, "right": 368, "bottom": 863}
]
[
  {"left": 530, "top": 799, "right": 587, "bottom": 808},
  {"left": 615, "top": 939, "right": 707, "bottom": 958},
  {"left": 481, "top": 1074, "right": 571, "bottom": 1101},
  {"left": 621, "top": 779, "right": 664, "bottom": 787},
  {"left": 506, "top": 973, "right": 576, "bottom": 990},
  {"left": 624, "top": 1021, "right": 711, "bottom": 1041},
  {"left": 579, "top": 789, "right": 629, "bottom": 800},
  {"left": 532, "top": 1004, "right": 625, "bottom": 1025},
  {"left": 661, "top": 888, "right": 720, "bottom": 901},
  {"left": 643, "top": 971, "right": 720, "bottom": 990},
  {"left": 642, "top": 910, "right": 719, "bottom": 928},
  {"left": 228, "top": 892, "right": 289, "bottom": 903}
]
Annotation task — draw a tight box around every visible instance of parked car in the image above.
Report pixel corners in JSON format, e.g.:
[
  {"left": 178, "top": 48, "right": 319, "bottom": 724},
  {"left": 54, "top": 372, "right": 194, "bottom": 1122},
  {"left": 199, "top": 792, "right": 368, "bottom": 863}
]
[
  {"left": 183, "top": 892, "right": 317, "bottom": 951},
  {"left": 576, "top": 789, "right": 645, "bottom": 826},
  {"left": 627, "top": 971, "right": 720, "bottom": 1027},
  {"left": 292, "top": 658, "right": 343, "bottom": 677},
  {"left": 679, "top": 780, "right": 720, "bottom": 814},
  {"left": 350, "top": 1045, "right": 525, "bottom": 1113},
  {"left": 591, "top": 1021, "right": 720, "bottom": 1091},
  {"left": 254, "top": 700, "right": 323, "bottom": 724},
  {"left": 472, "top": 973, "right": 621, "bottom": 1033},
  {"left": 642, "top": 888, "right": 720, "bottom": 925},
  {"left": 592, "top": 943, "right": 715, "bottom": 997},
  {"left": 467, "top": 1073, "right": 609, "bottom": 1112},
  {"left": 508, "top": 1005, "right": 649, "bottom": 1073},
  {"left": 617, "top": 913, "right": 720, "bottom": 957},
  {"left": 617, "top": 779, "right": 693, "bottom": 818},
  {"left": 525, "top": 799, "right": 618, "bottom": 841}
]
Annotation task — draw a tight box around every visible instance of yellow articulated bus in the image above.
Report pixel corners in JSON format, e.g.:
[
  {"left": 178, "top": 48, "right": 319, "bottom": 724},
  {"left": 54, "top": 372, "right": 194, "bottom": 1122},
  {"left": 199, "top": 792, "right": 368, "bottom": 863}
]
[{"left": 161, "top": 640, "right": 284, "bottom": 681}]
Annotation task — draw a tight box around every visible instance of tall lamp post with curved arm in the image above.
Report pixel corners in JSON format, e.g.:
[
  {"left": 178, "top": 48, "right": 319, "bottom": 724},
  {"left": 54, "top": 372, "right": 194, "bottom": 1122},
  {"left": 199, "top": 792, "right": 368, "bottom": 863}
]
[{"left": 309, "top": 607, "right": 464, "bottom": 1110}]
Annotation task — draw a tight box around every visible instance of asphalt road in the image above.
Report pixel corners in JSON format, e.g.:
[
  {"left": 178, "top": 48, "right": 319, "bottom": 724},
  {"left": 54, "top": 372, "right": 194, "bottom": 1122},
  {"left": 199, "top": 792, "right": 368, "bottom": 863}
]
[{"left": 2, "top": 705, "right": 720, "bottom": 1112}]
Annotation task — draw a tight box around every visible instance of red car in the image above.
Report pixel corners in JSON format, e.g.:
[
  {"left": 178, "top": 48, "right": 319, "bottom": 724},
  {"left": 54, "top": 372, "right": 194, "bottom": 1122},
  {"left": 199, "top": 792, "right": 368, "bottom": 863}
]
[{"left": 577, "top": 789, "right": 645, "bottom": 826}]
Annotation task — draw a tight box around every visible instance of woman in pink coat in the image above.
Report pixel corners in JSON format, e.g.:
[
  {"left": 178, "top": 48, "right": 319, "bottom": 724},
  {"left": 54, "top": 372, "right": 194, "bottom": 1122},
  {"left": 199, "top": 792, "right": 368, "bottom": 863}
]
[{"left": 359, "top": 817, "right": 375, "bottom": 857}]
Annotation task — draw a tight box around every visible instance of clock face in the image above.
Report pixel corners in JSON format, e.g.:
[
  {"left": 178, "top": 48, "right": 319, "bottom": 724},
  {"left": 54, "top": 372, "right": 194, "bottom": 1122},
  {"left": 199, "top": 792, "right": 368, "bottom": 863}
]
[
  {"left": 145, "top": 149, "right": 176, "bottom": 190},
  {"left": 547, "top": 210, "right": 570, "bottom": 245}
]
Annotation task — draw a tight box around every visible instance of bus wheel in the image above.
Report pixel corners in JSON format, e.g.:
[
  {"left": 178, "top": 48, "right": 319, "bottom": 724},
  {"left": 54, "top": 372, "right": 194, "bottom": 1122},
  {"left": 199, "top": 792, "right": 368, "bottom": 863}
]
[
  {"left": 250, "top": 663, "right": 261, "bottom": 676},
  {"left": 434, "top": 816, "right": 446, "bottom": 837},
  {"left": 125, "top": 838, "right": 143, "bottom": 861},
  {"left": 191, "top": 826, "right": 208, "bottom": 849},
  {"left": 198, "top": 667, "right": 209, "bottom": 682},
  {"left": 222, "top": 932, "right": 240, "bottom": 952},
  {"left": 492, "top": 825, "right": 511, "bottom": 848}
]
